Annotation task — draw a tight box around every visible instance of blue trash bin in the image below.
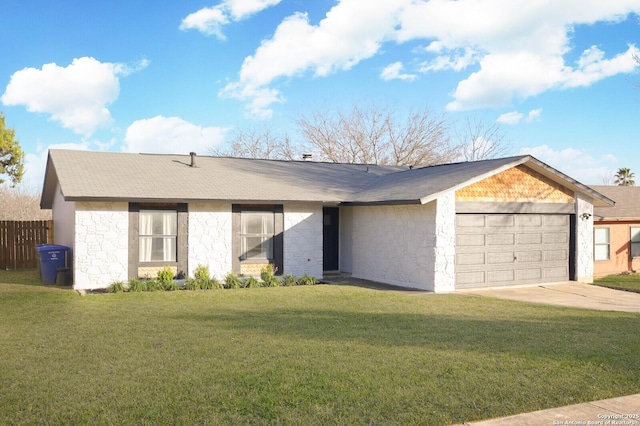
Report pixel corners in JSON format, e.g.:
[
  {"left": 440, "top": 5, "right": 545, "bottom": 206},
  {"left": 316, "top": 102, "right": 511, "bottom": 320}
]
[{"left": 36, "top": 245, "right": 70, "bottom": 284}]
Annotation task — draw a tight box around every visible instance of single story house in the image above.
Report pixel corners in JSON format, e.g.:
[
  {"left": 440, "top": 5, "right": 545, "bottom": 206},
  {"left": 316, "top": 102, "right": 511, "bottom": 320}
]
[
  {"left": 40, "top": 149, "right": 613, "bottom": 292},
  {"left": 591, "top": 185, "right": 640, "bottom": 277}
]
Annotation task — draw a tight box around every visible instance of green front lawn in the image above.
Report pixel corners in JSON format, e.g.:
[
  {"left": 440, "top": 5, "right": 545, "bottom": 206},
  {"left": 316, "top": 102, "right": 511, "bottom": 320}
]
[
  {"left": 594, "top": 273, "right": 640, "bottom": 293},
  {"left": 1, "top": 271, "right": 639, "bottom": 425}
]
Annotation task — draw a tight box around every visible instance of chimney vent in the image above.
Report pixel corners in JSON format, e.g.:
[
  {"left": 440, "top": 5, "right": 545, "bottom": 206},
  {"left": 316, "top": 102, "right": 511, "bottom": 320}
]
[
  {"left": 190, "top": 152, "right": 197, "bottom": 167},
  {"left": 302, "top": 153, "right": 312, "bottom": 161}
]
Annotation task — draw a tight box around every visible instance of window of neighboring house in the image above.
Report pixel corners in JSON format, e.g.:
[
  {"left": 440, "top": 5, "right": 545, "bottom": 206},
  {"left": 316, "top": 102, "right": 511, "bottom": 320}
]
[
  {"left": 139, "top": 210, "right": 177, "bottom": 262},
  {"left": 631, "top": 227, "right": 640, "bottom": 258},
  {"left": 594, "top": 227, "right": 610, "bottom": 261},
  {"left": 240, "top": 211, "right": 274, "bottom": 260}
]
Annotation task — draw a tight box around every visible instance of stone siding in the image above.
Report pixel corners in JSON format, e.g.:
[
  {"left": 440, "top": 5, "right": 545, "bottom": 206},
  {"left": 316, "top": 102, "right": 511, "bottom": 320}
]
[
  {"left": 283, "top": 204, "right": 323, "bottom": 278},
  {"left": 188, "top": 203, "right": 232, "bottom": 280},
  {"left": 575, "top": 193, "right": 594, "bottom": 282},
  {"left": 74, "top": 202, "right": 129, "bottom": 290},
  {"left": 350, "top": 203, "right": 437, "bottom": 290},
  {"left": 433, "top": 193, "right": 456, "bottom": 292}
]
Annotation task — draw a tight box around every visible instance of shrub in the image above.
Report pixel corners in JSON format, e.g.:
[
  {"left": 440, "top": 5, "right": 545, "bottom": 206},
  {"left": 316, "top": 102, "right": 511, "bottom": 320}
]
[
  {"left": 144, "top": 279, "right": 163, "bottom": 292},
  {"left": 224, "top": 272, "right": 242, "bottom": 289},
  {"left": 298, "top": 275, "right": 318, "bottom": 286},
  {"left": 157, "top": 267, "right": 175, "bottom": 286},
  {"left": 106, "top": 281, "right": 127, "bottom": 293},
  {"left": 163, "top": 280, "right": 181, "bottom": 291},
  {"left": 261, "top": 264, "right": 280, "bottom": 287},
  {"left": 282, "top": 274, "right": 298, "bottom": 287},
  {"left": 244, "top": 276, "right": 262, "bottom": 288},
  {"left": 128, "top": 278, "right": 145, "bottom": 292},
  {"left": 184, "top": 278, "right": 201, "bottom": 291}
]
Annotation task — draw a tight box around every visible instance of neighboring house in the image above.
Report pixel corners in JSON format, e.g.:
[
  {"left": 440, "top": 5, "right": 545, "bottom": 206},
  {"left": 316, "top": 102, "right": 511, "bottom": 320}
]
[
  {"left": 591, "top": 185, "right": 640, "bottom": 277},
  {"left": 40, "top": 150, "right": 613, "bottom": 292}
]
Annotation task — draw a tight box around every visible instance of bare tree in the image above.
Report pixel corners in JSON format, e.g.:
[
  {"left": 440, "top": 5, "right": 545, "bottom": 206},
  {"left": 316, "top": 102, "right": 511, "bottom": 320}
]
[
  {"left": 599, "top": 172, "right": 614, "bottom": 185},
  {"left": 297, "top": 104, "right": 458, "bottom": 166},
  {"left": 0, "top": 185, "right": 51, "bottom": 220},
  {"left": 211, "top": 126, "right": 298, "bottom": 160},
  {"left": 456, "top": 117, "right": 512, "bottom": 161}
]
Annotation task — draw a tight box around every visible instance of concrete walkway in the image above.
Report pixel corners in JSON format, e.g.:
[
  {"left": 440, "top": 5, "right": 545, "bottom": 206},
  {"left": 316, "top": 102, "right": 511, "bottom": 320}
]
[
  {"left": 458, "top": 281, "right": 640, "bottom": 312},
  {"left": 454, "top": 393, "right": 640, "bottom": 425}
]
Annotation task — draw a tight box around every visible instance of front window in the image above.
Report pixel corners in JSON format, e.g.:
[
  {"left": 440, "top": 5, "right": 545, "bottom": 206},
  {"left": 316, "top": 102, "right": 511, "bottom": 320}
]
[
  {"left": 594, "top": 227, "right": 610, "bottom": 261},
  {"left": 241, "top": 211, "right": 274, "bottom": 260},
  {"left": 139, "top": 210, "right": 177, "bottom": 262},
  {"left": 631, "top": 228, "right": 640, "bottom": 258}
]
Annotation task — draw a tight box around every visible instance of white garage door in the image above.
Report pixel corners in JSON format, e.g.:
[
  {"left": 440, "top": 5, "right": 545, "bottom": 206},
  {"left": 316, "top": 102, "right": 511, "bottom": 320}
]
[{"left": 456, "top": 214, "right": 570, "bottom": 289}]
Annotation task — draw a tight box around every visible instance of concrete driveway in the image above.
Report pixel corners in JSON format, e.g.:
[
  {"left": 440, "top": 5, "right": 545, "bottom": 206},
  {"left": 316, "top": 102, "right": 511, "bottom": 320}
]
[{"left": 458, "top": 282, "right": 640, "bottom": 313}]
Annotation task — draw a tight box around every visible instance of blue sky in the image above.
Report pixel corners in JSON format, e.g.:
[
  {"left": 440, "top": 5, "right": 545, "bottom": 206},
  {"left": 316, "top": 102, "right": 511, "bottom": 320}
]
[{"left": 1, "top": 0, "right": 640, "bottom": 190}]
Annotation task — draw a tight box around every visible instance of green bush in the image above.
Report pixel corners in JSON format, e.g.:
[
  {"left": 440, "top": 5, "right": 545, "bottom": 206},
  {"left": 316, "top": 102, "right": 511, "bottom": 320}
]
[
  {"left": 157, "top": 267, "right": 175, "bottom": 286},
  {"left": 106, "top": 281, "right": 127, "bottom": 293},
  {"left": 144, "top": 279, "right": 163, "bottom": 292},
  {"left": 298, "top": 275, "right": 318, "bottom": 286},
  {"left": 128, "top": 278, "right": 145, "bottom": 292},
  {"left": 282, "top": 274, "right": 298, "bottom": 287},
  {"left": 260, "top": 264, "right": 280, "bottom": 287},
  {"left": 224, "top": 272, "right": 242, "bottom": 289},
  {"left": 163, "top": 280, "right": 181, "bottom": 291},
  {"left": 184, "top": 278, "right": 201, "bottom": 291},
  {"left": 244, "top": 276, "right": 262, "bottom": 288}
]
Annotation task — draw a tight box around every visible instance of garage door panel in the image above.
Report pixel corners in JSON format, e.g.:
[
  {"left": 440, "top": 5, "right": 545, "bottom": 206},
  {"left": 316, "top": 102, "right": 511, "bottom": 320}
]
[
  {"left": 456, "top": 213, "right": 570, "bottom": 289},
  {"left": 545, "top": 266, "right": 569, "bottom": 279},
  {"left": 487, "top": 233, "right": 515, "bottom": 245},
  {"left": 487, "top": 251, "right": 515, "bottom": 264},
  {"left": 457, "top": 252, "right": 485, "bottom": 265},
  {"left": 517, "top": 233, "right": 542, "bottom": 244},
  {"left": 544, "top": 250, "right": 567, "bottom": 261},
  {"left": 487, "top": 215, "right": 515, "bottom": 227},
  {"left": 516, "top": 250, "right": 542, "bottom": 262},
  {"left": 544, "top": 232, "right": 568, "bottom": 244},
  {"left": 457, "top": 271, "right": 485, "bottom": 285},
  {"left": 517, "top": 215, "right": 542, "bottom": 227},
  {"left": 457, "top": 234, "right": 486, "bottom": 246},
  {"left": 487, "top": 269, "right": 515, "bottom": 283}
]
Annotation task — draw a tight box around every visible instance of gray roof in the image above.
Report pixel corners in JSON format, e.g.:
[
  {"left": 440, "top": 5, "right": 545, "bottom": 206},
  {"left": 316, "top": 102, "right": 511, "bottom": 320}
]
[
  {"left": 40, "top": 150, "right": 614, "bottom": 209},
  {"left": 591, "top": 185, "right": 640, "bottom": 221}
]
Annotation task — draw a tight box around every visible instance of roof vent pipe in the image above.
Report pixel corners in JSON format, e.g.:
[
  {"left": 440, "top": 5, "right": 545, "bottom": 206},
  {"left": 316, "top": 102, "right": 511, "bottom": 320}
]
[
  {"left": 302, "top": 153, "right": 312, "bottom": 161},
  {"left": 190, "top": 152, "right": 197, "bottom": 167}
]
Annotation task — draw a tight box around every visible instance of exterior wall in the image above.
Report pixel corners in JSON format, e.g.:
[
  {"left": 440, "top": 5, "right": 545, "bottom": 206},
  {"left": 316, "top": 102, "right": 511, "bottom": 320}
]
[
  {"left": 594, "top": 221, "right": 640, "bottom": 277},
  {"left": 283, "top": 204, "right": 323, "bottom": 278},
  {"left": 188, "top": 203, "right": 232, "bottom": 280},
  {"left": 51, "top": 182, "right": 76, "bottom": 250},
  {"left": 350, "top": 202, "right": 438, "bottom": 291},
  {"left": 339, "top": 206, "right": 354, "bottom": 273},
  {"left": 433, "top": 193, "right": 456, "bottom": 292},
  {"left": 575, "top": 193, "right": 594, "bottom": 282},
  {"left": 74, "top": 202, "right": 129, "bottom": 290}
]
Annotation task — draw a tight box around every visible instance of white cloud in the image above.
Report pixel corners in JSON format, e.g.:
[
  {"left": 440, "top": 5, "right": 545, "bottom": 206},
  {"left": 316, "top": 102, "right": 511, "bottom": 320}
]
[
  {"left": 221, "top": 0, "right": 405, "bottom": 118},
  {"left": 1, "top": 57, "right": 147, "bottom": 136},
  {"left": 518, "top": 144, "right": 616, "bottom": 184},
  {"left": 380, "top": 62, "right": 416, "bottom": 81},
  {"left": 526, "top": 108, "right": 542, "bottom": 122},
  {"left": 497, "top": 111, "right": 524, "bottom": 125},
  {"left": 498, "top": 108, "right": 542, "bottom": 124},
  {"left": 123, "top": 116, "right": 229, "bottom": 154},
  {"left": 221, "top": 0, "right": 640, "bottom": 115},
  {"left": 180, "top": 0, "right": 282, "bottom": 39}
]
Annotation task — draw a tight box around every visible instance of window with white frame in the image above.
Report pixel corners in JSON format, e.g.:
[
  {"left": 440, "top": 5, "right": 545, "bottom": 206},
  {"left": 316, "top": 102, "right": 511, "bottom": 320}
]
[
  {"left": 631, "top": 228, "right": 640, "bottom": 258},
  {"left": 139, "top": 210, "right": 177, "bottom": 262},
  {"left": 594, "top": 227, "right": 610, "bottom": 261},
  {"left": 240, "top": 211, "right": 274, "bottom": 260}
]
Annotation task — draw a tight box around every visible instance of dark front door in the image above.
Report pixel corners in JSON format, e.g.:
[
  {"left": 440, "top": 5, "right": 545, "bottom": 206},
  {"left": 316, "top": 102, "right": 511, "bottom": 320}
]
[{"left": 323, "top": 207, "right": 339, "bottom": 271}]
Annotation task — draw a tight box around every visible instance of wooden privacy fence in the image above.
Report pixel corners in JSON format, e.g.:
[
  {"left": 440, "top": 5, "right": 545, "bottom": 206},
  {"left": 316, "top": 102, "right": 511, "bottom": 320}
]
[{"left": 0, "top": 221, "right": 54, "bottom": 270}]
